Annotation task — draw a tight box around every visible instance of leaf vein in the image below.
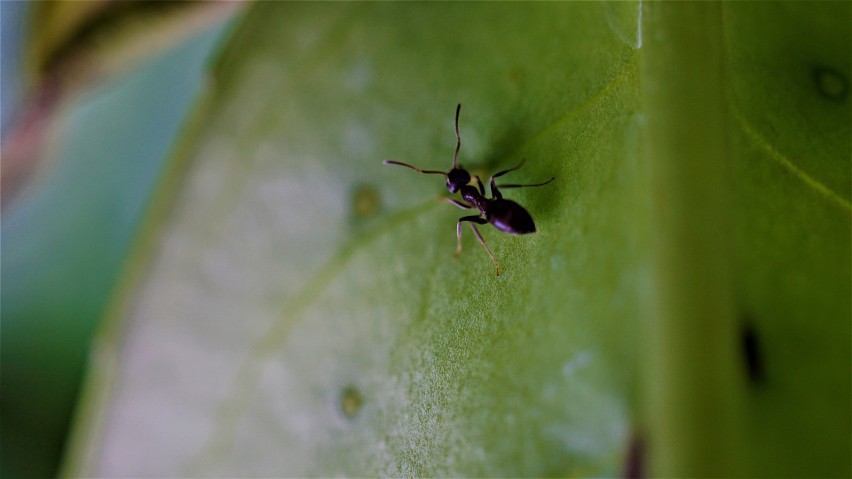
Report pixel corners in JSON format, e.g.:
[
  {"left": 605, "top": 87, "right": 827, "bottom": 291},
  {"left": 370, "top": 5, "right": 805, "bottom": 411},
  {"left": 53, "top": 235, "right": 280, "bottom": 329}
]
[{"left": 731, "top": 106, "right": 852, "bottom": 212}]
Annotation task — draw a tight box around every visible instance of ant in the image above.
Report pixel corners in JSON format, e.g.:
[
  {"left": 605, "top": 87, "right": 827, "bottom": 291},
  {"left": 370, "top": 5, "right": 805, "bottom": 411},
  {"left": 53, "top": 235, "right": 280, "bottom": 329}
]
[{"left": 384, "top": 104, "right": 554, "bottom": 276}]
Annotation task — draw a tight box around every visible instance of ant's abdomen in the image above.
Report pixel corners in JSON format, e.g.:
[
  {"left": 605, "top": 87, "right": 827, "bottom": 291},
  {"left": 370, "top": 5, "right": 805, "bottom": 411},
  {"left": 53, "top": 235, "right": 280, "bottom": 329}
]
[{"left": 487, "top": 199, "right": 536, "bottom": 235}]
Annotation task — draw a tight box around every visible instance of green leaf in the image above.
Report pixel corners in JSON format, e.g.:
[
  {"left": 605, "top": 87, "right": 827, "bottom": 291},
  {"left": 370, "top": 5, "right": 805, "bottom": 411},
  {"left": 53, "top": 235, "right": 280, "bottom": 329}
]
[{"left": 64, "top": 3, "right": 850, "bottom": 477}]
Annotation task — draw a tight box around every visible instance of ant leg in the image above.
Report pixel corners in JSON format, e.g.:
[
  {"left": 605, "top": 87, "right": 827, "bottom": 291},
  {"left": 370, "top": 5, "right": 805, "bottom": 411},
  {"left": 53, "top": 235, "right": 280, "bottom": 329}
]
[
  {"left": 474, "top": 176, "right": 487, "bottom": 196},
  {"left": 469, "top": 223, "right": 501, "bottom": 276},
  {"left": 455, "top": 215, "right": 487, "bottom": 257},
  {"left": 488, "top": 159, "right": 527, "bottom": 198},
  {"left": 455, "top": 216, "right": 500, "bottom": 276},
  {"left": 445, "top": 198, "right": 473, "bottom": 210},
  {"left": 492, "top": 158, "right": 527, "bottom": 179},
  {"left": 490, "top": 175, "right": 555, "bottom": 198},
  {"left": 490, "top": 157, "right": 554, "bottom": 191},
  {"left": 496, "top": 176, "right": 555, "bottom": 189},
  {"left": 489, "top": 158, "right": 554, "bottom": 197}
]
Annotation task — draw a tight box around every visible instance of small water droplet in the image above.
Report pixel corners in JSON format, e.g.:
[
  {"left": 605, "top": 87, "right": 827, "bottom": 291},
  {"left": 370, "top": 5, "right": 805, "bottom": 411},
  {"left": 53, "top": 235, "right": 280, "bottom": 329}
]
[
  {"left": 814, "top": 66, "right": 848, "bottom": 102},
  {"left": 340, "top": 385, "right": 364, "bottom": 419},
  {"left": 352, "top": 185, "right": 381, "bottom": 218}
]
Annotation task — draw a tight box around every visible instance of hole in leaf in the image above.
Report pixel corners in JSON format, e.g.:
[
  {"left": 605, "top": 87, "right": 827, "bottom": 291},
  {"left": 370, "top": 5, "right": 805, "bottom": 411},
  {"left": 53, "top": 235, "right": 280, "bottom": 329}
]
[
  {"left": 740, "top": 320, "right": 765, "bottom": 385},
  {"left": 813, "top": 66, "right": 848, "bottom": 102},
  {"left": 340, "top": 385, "right": 364, "bottom": 419},
  {"left": 622, "top": 431, "right": 645, "bottom": 479},
  {"left": 352, "top": 184, "right": 381, "bottom": 218}
]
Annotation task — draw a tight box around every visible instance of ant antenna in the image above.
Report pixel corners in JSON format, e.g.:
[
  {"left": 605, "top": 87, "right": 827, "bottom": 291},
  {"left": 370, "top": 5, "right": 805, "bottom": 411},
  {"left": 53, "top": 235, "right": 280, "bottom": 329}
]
[
  {"left": 384, "top": 104, "right": 472, "bottom": 193},
  {"left": 452, "top": 103, "right": 461, "bottom": 169},
  {"left": 383, "top": 103, "right": 464, "bottom": 178},
  {"left": 382, "top": 160, "right": 447, "bottom": 176}
]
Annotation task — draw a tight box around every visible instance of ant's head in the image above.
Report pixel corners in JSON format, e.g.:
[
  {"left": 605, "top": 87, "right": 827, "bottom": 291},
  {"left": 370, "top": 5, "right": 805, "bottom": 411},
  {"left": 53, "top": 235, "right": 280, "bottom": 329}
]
[{"left": 446, "top": 167, "right": 471, "bottom": 193}]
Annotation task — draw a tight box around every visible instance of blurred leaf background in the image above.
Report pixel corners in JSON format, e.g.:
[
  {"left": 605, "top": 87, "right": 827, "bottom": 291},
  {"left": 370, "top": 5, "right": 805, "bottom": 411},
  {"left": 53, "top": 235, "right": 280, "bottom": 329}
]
[
  {"left": 1, "top": 2, "right": 849, "bottom": 478},
  {"left": 1, "top": 2, "right": 241, "bottom": 477}
]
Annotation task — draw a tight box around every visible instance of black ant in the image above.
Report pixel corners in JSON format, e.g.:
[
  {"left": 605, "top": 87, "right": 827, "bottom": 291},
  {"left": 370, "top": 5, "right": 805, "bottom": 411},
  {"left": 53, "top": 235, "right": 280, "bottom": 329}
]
[{"left": 384, "top": 104, "right": 554, "bottom": 276}]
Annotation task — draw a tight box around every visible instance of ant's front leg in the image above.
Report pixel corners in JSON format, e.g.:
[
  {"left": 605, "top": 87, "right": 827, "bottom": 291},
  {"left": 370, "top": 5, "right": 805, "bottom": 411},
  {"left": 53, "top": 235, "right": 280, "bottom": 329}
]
[{"left": 455, "top": 216, "right": 500, "bottom": 276}]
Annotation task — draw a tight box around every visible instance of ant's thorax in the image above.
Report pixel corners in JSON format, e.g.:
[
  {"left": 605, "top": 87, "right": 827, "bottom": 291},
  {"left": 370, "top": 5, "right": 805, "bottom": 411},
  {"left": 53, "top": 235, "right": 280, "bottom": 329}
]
[{"left": 459, "top": 184, "right": 489, "bottom": 213}]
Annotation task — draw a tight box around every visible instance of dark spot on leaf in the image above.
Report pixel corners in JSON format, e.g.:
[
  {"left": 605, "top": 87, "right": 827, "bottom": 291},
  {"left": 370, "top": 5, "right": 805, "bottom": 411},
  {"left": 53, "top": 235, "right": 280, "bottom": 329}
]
[
  {"left": 508, "top": 67, "right": 526, "bottom": 85},
  {"left": 622, "top": 432, "right": 644, "bottom": 479},
  {"left": 741, "top": 319, "right": 765, "bottom": 385},
  {"left": 340, "top": 385, "right": 364, "bottom": 419},
  {"left": 813, "top": 66, "right": 848, "bottom": 102},
  {"left": 352, "top": 184, "right": 381, "bottom": 218}
]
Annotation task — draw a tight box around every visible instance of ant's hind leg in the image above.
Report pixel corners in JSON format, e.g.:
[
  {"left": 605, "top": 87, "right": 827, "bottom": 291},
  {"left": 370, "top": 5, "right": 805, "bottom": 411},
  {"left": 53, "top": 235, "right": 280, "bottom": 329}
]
[
  {"left": 490, "top": 158, "right": 554, "bottom": 193},
  {"left": 495, "top": 176, "right": 555, "bottom": 190},
  {"left": 491, "top": 174, "right": 554, "bottom": 200},
  {"left": 469, "top": 223, "right": 501, "bottom": 276},
  {"left": 492, "top": 158, "right": 527, "bottom": 179}
]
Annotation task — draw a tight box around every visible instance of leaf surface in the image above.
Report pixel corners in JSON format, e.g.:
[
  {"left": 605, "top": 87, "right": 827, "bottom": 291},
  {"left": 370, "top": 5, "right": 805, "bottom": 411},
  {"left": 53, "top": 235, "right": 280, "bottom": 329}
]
[{"left": 65, "top": 3, "right": 850, "bottom": 477}]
